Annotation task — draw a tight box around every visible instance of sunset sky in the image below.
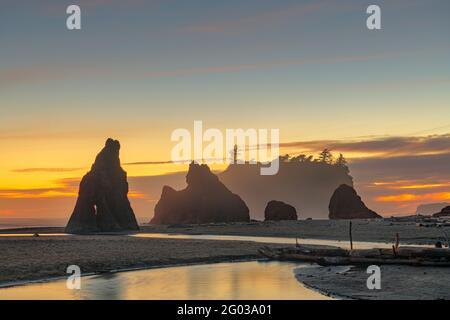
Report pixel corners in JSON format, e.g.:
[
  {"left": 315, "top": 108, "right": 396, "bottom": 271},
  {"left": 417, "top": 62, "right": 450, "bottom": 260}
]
[{"left": 1, "top": 0, "right": 449, "bottom": 222}]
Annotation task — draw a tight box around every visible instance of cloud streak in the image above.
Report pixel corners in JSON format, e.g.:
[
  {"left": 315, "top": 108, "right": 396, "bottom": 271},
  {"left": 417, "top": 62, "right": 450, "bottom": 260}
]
[
  {"left": 281, "top": 134, "right": 450, "bottom": 158},
  {"left": 181, "top": 1, "right": 328, "bottom": 34},
  {"left": 1, "top": 51, "right": 423, "bottom": 87},
  {"left": 12, "top": 168, "right": 84, "bottom": 173}
]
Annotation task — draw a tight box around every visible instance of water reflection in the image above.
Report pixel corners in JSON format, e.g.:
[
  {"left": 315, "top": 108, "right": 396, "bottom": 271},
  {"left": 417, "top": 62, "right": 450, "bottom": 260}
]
[
  {"left": 0, "top": 232, "right": 431, "bottom": 249},
  {"left": 0, "top": 261, "right": 331, "bottom": 300},
  {"left": 133, "top": 233, "right": 430, "bottom": 249}
]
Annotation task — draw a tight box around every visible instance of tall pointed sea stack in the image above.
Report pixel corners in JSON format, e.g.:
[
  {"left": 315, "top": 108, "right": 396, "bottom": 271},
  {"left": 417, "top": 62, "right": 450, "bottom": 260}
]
[
  {"left": 65, "top": 138, "right": 139, "bottom": 234},
  {"left": 151, "top": 162, "right": 250, "bottom": 224}
]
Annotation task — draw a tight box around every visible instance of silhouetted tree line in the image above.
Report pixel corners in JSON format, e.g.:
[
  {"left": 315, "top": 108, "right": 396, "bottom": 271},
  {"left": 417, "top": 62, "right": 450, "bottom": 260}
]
[{"left": 279, "top": 149, "right": 349, "bottom": 173}]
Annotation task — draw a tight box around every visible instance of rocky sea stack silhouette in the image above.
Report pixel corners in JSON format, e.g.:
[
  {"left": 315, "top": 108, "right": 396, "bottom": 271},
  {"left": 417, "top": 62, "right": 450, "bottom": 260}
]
[
  {"left": 65, "top": 139, "right": 139, "bottom": 234},
  {"left": 220, "top": 159, "right": 353, "bottom": 219},
  {"left": 264, "top": 200, "right": 297, "bottom": 221},
  {"left": 433, "top": 206, "right": 450, "bottom": 217},
  {"left": 416, "top": 202, "right": 450, "bottom": 215},
  {"left": 151, "top": 162, "right": 250, "bottom": 224},
  {"left": 329, "top": 184, "right": 381, "bottom": 219}
]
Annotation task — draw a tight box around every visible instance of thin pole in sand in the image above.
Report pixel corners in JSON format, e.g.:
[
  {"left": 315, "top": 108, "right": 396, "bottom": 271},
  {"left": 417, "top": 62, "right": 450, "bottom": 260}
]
[
  {"left": 395, "top": 233, "right": 400, "bottom": 249},
  {"left": 349, "top": 221, "right": 353, "bottom": 250}
]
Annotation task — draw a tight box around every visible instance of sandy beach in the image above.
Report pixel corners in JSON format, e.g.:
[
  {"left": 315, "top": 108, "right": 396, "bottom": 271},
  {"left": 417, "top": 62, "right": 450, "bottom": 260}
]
[
  {"left": 1, "top": 219, "right": 450, "bottom": 299},
  {"left": 140, "top": 219, "right": 449, "bottom": 245},
  {"left": 295, "top": 265, "right": 450, "bottom": 300},
  {"left": 0, "top": 235, "right": 281, "bottom": 286},
  {"left": 2, "top": 219, "right": 447, "bottom": 245}
]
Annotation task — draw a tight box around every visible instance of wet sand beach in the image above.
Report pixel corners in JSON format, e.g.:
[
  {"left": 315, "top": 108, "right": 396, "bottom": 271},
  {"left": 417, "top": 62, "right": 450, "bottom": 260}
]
[
  {"left": 1, "top": 219, "right": 449, "bottom": 299},
  {"left": 1, "top": 219, "right": 447, "bottom": 245},
  {"left": 0, "top": 235, "right": 281, "bottom": 286}
]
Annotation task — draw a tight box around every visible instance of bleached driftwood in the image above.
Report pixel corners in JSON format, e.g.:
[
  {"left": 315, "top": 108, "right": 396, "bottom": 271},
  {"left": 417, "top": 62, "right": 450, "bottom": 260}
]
[{"left": 258, "top": 245, "right": 450, "bottom": 267}]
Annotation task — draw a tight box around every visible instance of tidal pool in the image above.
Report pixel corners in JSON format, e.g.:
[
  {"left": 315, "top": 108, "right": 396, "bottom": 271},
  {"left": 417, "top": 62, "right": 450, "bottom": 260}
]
[{"left": 0, "top": 261, "right": 332, "bottom": 300}]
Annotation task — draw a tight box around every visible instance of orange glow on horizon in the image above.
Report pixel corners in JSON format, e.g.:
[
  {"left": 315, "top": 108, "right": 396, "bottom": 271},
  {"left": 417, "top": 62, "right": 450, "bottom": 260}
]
[
  {"left": 372, "top": 181, "right": 450, "bottom": 190},
  {"left": 0, "top": 209, "right": 16, "bottom": 215},
  {"left": 376, "top": 192, "right": 450, "bottom": 203}
]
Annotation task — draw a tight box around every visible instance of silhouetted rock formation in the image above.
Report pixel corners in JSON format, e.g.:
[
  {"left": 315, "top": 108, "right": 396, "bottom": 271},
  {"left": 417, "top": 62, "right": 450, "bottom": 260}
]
[
  {"left": 264, "top": 200, "right": 297, "bottom": 221},
  {"left": 220, "top": 161, "right": 353, "bottom": 219},
  {"left": 65, "top": 139, "right": 139, "bottom": 234},
  {"left": 151, "top": 162, "right": 250, "bottom": 224},
  {"left": 417, "top": 203, "right": 450, "bottom": 216},
  {"left": 329, "top": 184, "right": 381, "bottom": 219},
  {"left": 433, "top": 206, "right": 450, "bottom": 217}
]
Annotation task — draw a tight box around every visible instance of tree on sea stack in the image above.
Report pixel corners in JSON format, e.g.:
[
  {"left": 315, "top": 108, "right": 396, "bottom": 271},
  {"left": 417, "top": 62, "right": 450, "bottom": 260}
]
[
  {"left": 318, "top": 149, "right": 333, "bottom": 164},
  {"left": 335, "top": 153, "right": 350, "bottom": 174}
]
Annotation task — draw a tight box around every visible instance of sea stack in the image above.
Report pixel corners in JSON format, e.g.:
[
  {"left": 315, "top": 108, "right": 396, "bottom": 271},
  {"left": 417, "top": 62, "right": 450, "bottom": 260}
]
[
  {"left": 151, "top": 162, "right": 250, "bottom": 224},
  {"left": 433, "top": 206, "right": 450, "bottom": 217},
  {"left": 65, "top": 138, "right": 139, "bottom": 234},
  {"left": 328, "top": 184, "right": 381, "bottom": 219},
  {"left": 264, "top": 200, "right": 298, "bottom": 221}
]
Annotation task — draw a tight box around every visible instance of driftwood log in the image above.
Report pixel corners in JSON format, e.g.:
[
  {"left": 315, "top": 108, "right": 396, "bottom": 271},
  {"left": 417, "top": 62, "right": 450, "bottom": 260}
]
[{"left": 258, "top": 245, "right": 450, "bottom": 267}]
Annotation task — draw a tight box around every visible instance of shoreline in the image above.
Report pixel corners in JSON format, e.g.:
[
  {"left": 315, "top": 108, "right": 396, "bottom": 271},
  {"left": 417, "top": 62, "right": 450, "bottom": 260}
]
[
  {"left": 0, "top": 234, "right": 284, "bottom": 287},
  {"left": 2, "top": 220, "right": 449, "bottom": 299},
  {"left": 294, "top": 265, "right": 353, "bottom": 300},
  {"left": 294, "top": 264, "right": 450, "bottom": 300},
  {"left": 1, "top": 219, "right": 447, "bottom": 246},
  {"left": 0, "top": 256, "right": 261, "bottom": 289}
]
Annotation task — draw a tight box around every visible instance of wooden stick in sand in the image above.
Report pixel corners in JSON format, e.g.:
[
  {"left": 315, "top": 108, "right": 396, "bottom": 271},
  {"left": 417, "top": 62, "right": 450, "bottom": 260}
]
[
  {"left": 349, "top": 221, "right": 353, "bottom": 250},
  {"left": 395, "top": 233, "right": 400, "bottom": 249}
]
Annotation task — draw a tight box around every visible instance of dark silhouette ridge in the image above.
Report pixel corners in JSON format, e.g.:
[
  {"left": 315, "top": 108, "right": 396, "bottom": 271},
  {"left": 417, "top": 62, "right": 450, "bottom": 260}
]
[
  {"left": 151, "top": 162, "right": 250, "bottom": 224},
  {"left": 65, "top": 138, "right": 139, "bottom": 234},
  {"left": 328, "top": 184, "right": 381, "bottom": 220},
  {"left": 433, "top": 206, "right": 450, "bottom": 217},
  {"left": 416, "top": 203, "right": 450, "bottom": 215},
  {"left": 264, "top": 200, "right": 297, "bottom": 221},
  {"left": 220, "top": 158, "right": 353, "bottom": 219}
]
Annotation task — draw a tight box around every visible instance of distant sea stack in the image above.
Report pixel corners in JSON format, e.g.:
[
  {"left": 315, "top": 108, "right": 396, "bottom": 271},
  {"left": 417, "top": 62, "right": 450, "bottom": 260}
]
[
  {"left": 151, "top": 162, "right": 250, "bottom": 224},
  {"left": 65, "top": 139, "right": 139, "bottom": 234},
  {"left": 433, "top": 206, "right": 450, "bottom": 218},
  {"left": 264, "top": 200, "right": 297, "bottom": 221},
  {"left": 416, "top": 203, "right": 450, "bottom": 216},
  {"left": 220, "top": 159, "right": 353, "bottom": 220},
  {"left": 329, "top": 184, "right": 381, "bottom": 219}
]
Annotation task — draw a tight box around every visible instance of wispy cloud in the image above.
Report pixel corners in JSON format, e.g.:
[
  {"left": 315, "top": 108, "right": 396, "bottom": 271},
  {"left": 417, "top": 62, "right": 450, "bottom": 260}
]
[
  {"left": 181, "top": 1, "right": 328, "bottom": 34},
  {"left": 0, "top": 209, "right": 16, "bottom": 215},
  {"left": 124, "top": 161, "right": 173, "bottom": 166},
  {"left": 141, "top": 52, "right": 407, "bottom": 78},
  {"left": 0, "top": 188, "right": 77, "bottom": 199},
  {"left": 37, "top": 0, "right": 151, "bottom": 16},
  {"left": 0, "top": 65, "right": 104, "bottom": 88},
  {"left": 2, "top": 49, "right": 445, "bottom": 87},
  {"left": 281, "top": 134, "right": 450, "bottom": 158},
  {"left": 0, "top": 177, "right": 145, "bottom": 200},
  {"left": 12, "top": 168, "right": 83, "bottom": 173}
]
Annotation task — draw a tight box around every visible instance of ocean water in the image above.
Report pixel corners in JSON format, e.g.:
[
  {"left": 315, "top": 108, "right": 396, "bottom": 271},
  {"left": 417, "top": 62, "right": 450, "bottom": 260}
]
[{"left": 0, "top": 219, "right": 65, "bottom": 230}]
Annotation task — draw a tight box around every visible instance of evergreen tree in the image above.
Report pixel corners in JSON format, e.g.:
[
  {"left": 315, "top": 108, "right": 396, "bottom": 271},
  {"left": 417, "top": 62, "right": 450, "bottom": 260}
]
[
  {"left": 279, "top": 154, "right": 290, "bottom": 162},
  {"left": 335, "top": 153, "right": 347, "bottom": 166},
  {"left": 290, "top": 154, "right": 307, "bottom": 162},
  {"left": 318, "top": 148, "right": 333, "bottom": 164},
  {"left": 335, "top": 153, "right": 350, "bottom": 173}
]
